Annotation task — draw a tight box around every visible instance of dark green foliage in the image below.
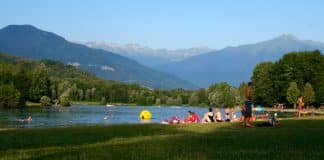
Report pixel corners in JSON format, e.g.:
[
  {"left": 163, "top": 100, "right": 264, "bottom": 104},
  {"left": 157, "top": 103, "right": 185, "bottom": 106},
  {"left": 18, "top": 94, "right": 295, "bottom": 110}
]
[
  {"left": 252, "top": 50, "right": 324, "bottom": 107},
  {"left": 59, "top": 94, "right": 70, "bottom": 107},
  {"left": 303, "top": 83, "right": 315, "bottom": 106},
  {"left": 0, "top": 83, "right": 20, "bottom": 108},
  {"left": 0, "top": 52, "right": 194, "bottom": 107},
  {"left": 208, "top": 82, "right": 236, "bottom": 107},
  {"left": 237, "top": 82, "right": 247, "bottom": 105},
  {"left": 28, "top": 63, "right": 51, "bottom": 102},
  {"left": 40, "top": 96, "right": 51, "bottom": 107},
  {"left": 286, "top": 82, "right": 300, "bottom": 108},
  {"left": 252, "top": 62, "right": 275, "bottom": 106},
  {"left": 2, "top": 50, "right": 322, "bottom": 108},
  {"left": 0, "top": 63, "right": 25, "bottom": 107}
]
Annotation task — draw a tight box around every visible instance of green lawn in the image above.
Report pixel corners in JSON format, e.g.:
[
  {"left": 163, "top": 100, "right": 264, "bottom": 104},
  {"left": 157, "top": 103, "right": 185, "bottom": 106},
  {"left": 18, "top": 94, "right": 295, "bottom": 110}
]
[{"left": 1, "top": 117, "right": 324, "bottom": 160}]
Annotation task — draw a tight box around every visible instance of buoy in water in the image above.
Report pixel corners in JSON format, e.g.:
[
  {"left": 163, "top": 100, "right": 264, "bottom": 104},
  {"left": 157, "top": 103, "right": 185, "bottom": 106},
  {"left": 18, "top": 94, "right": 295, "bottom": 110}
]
[{"left": 139, "top": 110, "right": 152, "bottom": 120}]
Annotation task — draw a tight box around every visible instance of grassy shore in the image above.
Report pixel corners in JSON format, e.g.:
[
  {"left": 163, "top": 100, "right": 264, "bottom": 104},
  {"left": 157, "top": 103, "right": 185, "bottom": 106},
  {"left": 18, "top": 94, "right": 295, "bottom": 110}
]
[{"left": 1, "top": 117, "right": 324, "bottom": 160}]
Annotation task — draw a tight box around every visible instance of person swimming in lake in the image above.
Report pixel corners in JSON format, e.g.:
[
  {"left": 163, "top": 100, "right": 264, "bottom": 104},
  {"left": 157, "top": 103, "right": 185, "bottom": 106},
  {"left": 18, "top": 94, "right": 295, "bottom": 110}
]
[
  {"left": 27, "top": 116, "right": 32, "bottom": 122},
  {"left": 18, "top": 116, "right": 32, "bottom": 123},
  {"left": 202, "top": 107, "right": 215, "bottom": 123}
]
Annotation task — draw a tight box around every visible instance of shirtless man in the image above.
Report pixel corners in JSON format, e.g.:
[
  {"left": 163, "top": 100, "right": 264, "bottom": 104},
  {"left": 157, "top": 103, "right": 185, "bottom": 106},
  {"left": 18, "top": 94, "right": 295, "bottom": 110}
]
[
  {"left": 244, "top": 82, "right": 253, "bottom": 127},
  {"left": 297, "top": 95, "right": 304, "bottom": 118}
]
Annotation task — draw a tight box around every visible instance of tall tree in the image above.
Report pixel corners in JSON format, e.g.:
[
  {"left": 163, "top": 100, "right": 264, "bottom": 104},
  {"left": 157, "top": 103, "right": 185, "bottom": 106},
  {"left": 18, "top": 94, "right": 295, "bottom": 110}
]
[
  {"left": 208, "top": 82, "right": 236, "bottom": 107},
  {"left": 272, "top": 51, "right": 324, "bottom": 104},
  {"left": 28, "top": 63, "right": 51, "bottom": 102},
  {"left": 286, "top": 82, "right": 300, "bottom": 108},
  {"left": 237, "top": 82, "right": 247, "bottom": 105},
  {"left": 251, "top": 62, "right": 275, "bottom": 106},
  {"left": 302, "top": 83, "right": 315, "bottom": 107}
]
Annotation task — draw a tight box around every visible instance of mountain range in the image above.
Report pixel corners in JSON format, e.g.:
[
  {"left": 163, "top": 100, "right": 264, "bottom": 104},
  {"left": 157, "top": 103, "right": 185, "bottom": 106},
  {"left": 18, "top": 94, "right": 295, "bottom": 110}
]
[
  {"left": 0, "top": 25, "right": 196, "bottom": 89},
  {"left": 154, "top": 34, "right": 324, "bottom": 87},
  {"left": 1, "top": 24, "right": 324, "bottom": 89},
  {"left": 85, "top": 41, "right": 213, "bottom": 67}
]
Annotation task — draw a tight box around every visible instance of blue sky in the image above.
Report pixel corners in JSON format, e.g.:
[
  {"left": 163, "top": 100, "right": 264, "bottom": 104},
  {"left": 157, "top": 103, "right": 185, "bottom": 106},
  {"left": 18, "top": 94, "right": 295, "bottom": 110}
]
[{"left": 1, "top": 0, "right": 324, "bottom": 49}]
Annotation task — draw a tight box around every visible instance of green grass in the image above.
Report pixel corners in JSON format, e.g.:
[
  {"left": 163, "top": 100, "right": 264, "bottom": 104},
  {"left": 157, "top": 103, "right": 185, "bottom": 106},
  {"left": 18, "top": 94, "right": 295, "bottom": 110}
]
[{"left": 1, "top": 117, "right": 324, "bottom": 160}]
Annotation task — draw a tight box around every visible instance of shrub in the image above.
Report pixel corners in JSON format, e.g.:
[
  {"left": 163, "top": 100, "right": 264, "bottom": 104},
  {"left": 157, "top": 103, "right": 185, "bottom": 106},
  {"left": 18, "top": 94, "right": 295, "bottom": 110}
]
[
  {"left": 40, "top": 96, "right": 52, "bottom": 107},
  {"left": 59, "top": 94, "right": 70, "bottom": 106}
]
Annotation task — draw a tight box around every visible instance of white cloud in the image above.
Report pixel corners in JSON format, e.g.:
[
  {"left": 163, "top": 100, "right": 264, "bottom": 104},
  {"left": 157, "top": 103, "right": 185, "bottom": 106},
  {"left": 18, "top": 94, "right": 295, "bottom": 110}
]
[
  {"left": 67, "top": 62, "right": 80, "bottom": 67},
  {"left": 101, "top": 65, "right": 115, "bottom": 72}
]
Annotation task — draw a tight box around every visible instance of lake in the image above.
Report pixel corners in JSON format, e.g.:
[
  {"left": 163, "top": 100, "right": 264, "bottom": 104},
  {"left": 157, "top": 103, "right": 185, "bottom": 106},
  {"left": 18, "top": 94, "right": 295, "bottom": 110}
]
[{"left": 0, "top": 105, "right": 242, "bottom": 128}]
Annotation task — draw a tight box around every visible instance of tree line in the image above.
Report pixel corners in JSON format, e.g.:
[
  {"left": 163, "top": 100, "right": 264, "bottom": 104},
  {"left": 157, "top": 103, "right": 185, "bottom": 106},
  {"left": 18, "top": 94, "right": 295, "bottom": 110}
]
[
  {"left": 252, "top": 50, "right": 324, "bottom": 107},
  {"left": 1, "top": 51, "right": 323, "bottom": 108}
]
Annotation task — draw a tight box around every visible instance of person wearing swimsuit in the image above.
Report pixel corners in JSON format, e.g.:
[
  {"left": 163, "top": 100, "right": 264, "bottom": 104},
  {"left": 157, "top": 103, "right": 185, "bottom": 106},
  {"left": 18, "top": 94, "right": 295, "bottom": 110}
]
[
  {"left": 202, "top": 107, "right": 215, "bottom": 123},
  {"left": 225, "top": 108, "right": 231, "bottom": 122},
  {"left": 297, "top": 95, "right": 304, "bottom": 118}
]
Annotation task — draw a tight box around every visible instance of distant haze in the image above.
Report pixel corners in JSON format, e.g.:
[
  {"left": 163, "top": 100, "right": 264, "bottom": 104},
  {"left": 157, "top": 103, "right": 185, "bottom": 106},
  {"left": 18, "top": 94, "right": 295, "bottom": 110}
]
[
  {"left": 155, "top": 34, "right": 324, "bottom": 87},
  {"left": 85, "top": 41, "right": 213, "bottom": 67}
]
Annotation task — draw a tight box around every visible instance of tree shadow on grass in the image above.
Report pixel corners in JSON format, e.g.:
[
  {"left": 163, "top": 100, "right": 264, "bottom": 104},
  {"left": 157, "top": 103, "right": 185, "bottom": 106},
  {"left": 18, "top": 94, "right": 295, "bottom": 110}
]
[{"left": 0, "top": 124, "right": 183, "bottom": 152}]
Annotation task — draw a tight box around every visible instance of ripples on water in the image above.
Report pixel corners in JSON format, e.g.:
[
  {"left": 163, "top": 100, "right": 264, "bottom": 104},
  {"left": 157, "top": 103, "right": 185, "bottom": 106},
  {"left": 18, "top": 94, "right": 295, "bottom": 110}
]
[{"left": 0, "top": 105, "right": 243, "bottom": 128}]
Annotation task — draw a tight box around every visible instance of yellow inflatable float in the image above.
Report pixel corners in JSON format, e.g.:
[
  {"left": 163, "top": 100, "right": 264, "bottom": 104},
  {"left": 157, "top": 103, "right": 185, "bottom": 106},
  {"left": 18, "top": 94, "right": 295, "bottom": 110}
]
[{"left": 139, "top": 110, "right": 152, "bottom": 120}]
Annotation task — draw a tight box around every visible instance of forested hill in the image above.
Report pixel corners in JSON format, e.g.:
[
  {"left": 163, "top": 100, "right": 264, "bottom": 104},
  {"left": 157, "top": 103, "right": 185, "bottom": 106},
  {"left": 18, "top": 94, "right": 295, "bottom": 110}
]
[
  {"left": 0, "top": 25, "right": 196, "bottom": 89},
  {"left": 0, "top": 52, "right": 153, "bottom": 107},
  {"left": 0, "top": 52, "right": 245, "bottom": 108},
  {"left": 1, "top": 50, "right": 323, "bottom": 109}
]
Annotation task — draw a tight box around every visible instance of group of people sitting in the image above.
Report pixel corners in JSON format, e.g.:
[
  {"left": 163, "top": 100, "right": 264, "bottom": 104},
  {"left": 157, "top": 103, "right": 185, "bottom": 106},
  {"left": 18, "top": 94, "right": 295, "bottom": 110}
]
[
  {"left": 162, "top": 111, "right": 200, "bottom": 124},
  {"left": 162, "top": 107, "right": 241, "bottom": 124},
  {"left": 201, "top": 107, "right": 239, "bottom": 123}
]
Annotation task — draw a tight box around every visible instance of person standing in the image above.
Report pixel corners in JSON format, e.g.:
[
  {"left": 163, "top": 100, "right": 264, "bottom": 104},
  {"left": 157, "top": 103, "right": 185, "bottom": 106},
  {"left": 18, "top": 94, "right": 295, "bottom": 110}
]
[
  {"left": 297, "top": 95, "right": 304, "bottom": 118},
  {"left": 244, "top": 82, "right": 253, "bottom": 127}
]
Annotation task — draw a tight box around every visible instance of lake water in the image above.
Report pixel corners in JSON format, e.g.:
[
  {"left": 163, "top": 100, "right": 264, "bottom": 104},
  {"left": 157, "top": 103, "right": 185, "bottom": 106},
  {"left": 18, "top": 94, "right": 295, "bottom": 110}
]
[{"left": 0, "top": 105, "right": 242, "bottom": 128}]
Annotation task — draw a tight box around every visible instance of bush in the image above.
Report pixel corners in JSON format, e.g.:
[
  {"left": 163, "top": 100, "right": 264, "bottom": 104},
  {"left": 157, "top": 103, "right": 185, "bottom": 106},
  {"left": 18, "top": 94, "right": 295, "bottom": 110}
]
[
  {"left": 0, "top": 83, "right": 21, "bottom": 108},
  {"left": 40, "top": 96, "right": 51, "bottom": 107},
  {"left": 59, "top": 94, "right": 70, "bottom": 106}
]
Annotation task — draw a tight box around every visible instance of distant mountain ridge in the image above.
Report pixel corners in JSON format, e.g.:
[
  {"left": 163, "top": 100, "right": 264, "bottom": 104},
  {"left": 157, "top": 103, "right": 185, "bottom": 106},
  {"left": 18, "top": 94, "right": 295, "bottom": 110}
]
[
  {"left": 155, "top": 34, "right": 324, "bottom": 87},
  {"left": 0, "top": 25, "right": 197, "bottom": 89},
  {"left": 85, "top": 41, "right": 213, "bottom": 67}
]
